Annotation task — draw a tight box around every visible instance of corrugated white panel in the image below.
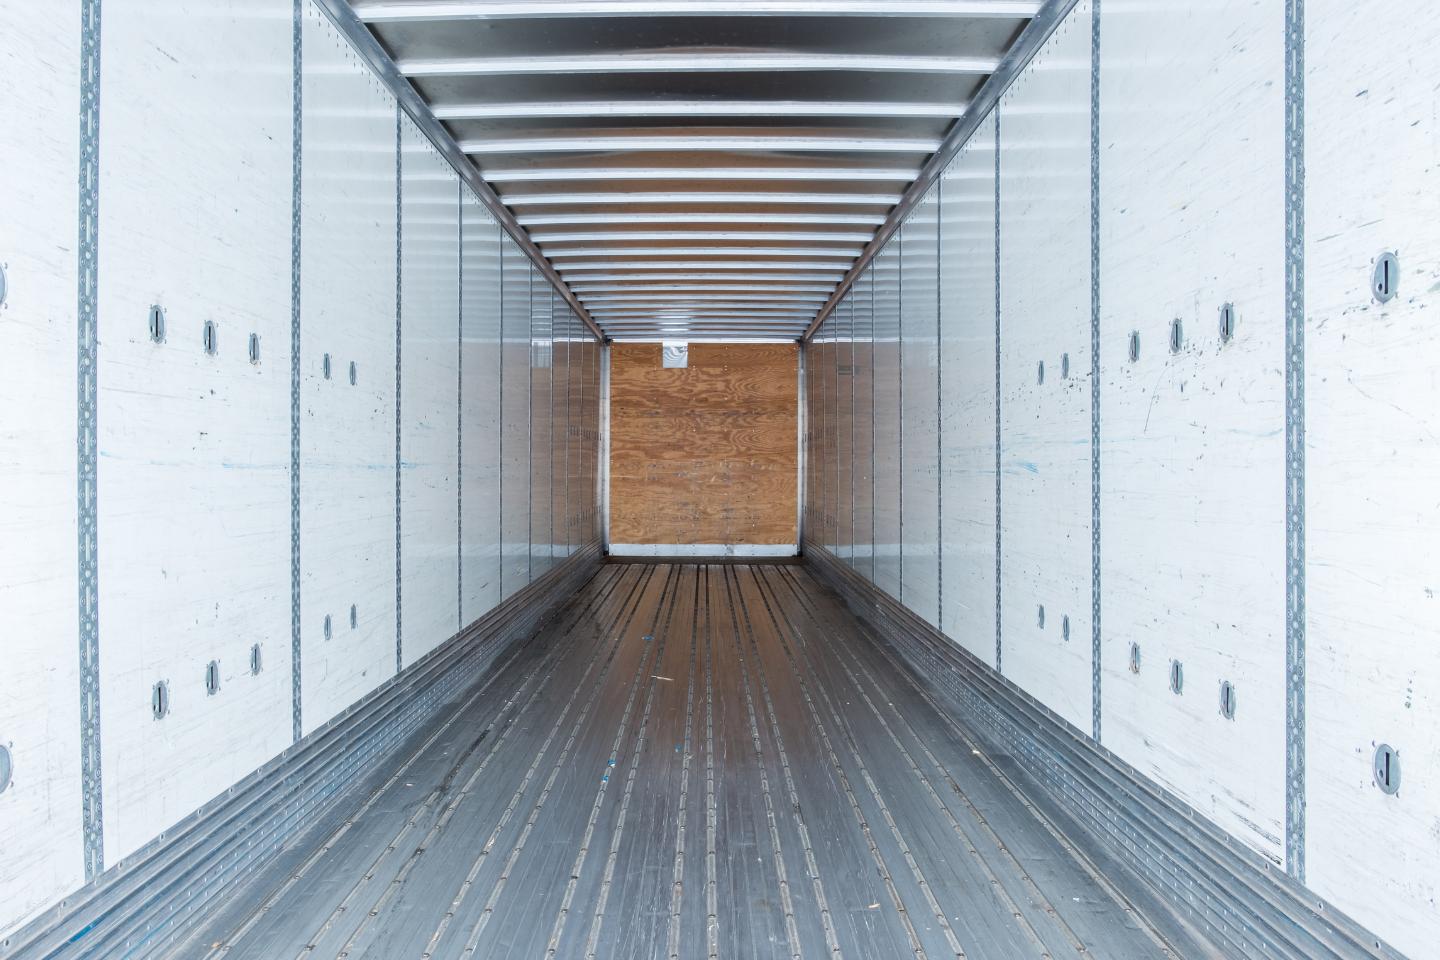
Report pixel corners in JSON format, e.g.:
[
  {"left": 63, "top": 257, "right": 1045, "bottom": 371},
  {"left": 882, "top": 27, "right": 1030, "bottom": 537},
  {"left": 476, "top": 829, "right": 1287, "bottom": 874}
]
[
  {"left": 996, "top": 5, "right": 1092, "bottom": 730},
  {"left": 530, "top": 273, "right": 554, "bottom": 578},
  {"left": 461, "top": 191, "right": 502, "bottom": 622},
  {"left": 872, "top": 237, "right": 903, "bottom": 598},
  {"left": 96, "top": 0, "right": 293, "bottom": 858},
  {"left": 850, "top": 273, "right": 876, "bottom": 582},
  {"left": 0, "top": 0, "right": 84, "bottom": 934},
  {"left": 938, "top": 115, "right": 998, "bottom": 666},
  {"left": 1304, "top": 0, "right": 1440, "bottom": 952},
  {"left": 500, "top": 237, "right": 532, "bottom": 597},
  {"left": 399, "top": 118, "right": 461, "bottom": 666},
  {"left": 901, "top": 188, "right": 941, "bottom": 628},
  {"left": 835, "top": 297, "right": 854, "bottom": 561},
  {"left": 550, "top": 299, "right": 570, "bottom": 560},
  {"left": 298, "top": 5, "right": 398, "bottom": 733},
  {"left": 1098, "top": 0, "right": 1287, "bottom": 859}
]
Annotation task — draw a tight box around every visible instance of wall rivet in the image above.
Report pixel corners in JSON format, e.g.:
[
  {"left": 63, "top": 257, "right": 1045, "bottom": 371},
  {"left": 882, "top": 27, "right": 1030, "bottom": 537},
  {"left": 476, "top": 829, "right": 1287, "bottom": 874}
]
[
  {"left": 249, "top": 643, "right": 263, "bottom": 676},
  {"left": 202, "top": 320, "right": 218, "bottom": 356},
  {"left": 0, "top": 744, "right": 12, "bottom": 795},
  {"left": 1129, "top": 642, "right": 1141, "bottom": 674},
  {"left": 1218, "top": 302, "right": 1236, "bottom": 343},
  {"left": 1169, "top": 659, "right": 1184, "bottom": 695},
  {"left": 151, "top": 680, "right": 170, "bottom": 720},
  {"left": 148, "top": 304, "right": 167, "bottom": 344},
  {"left": 1373, "top": 743, "right": 1401, "bottom": 795},
  {"left": 1371, "top": 251, "right": 1399, "bottom": 303},
  {"left": 1219, "top": 679, "right": 1237, "bottom": 719},
  {"left": 1128, "top": 330, "right": 1140, "bottom": 363}
]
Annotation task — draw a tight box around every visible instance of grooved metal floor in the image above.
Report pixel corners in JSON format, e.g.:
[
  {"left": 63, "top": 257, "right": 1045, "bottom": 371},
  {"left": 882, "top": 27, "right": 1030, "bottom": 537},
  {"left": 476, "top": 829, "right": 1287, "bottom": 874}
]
[{"left": 177, "top": 563, "right": 1187, "bottom": 960}]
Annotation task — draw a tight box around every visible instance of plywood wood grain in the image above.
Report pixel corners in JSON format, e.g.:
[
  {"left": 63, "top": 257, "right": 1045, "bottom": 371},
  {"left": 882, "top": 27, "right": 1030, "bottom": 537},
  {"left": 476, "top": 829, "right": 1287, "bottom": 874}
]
[{"left": 609, "top": 343, "right": 798, "bottom": 546}]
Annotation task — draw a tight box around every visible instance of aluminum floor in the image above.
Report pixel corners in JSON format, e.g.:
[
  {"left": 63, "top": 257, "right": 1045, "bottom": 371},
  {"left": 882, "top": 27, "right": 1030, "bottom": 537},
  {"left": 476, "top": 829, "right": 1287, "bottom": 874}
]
[{"left": 175, "top": 563, "right": 1197, "bottom": 960}]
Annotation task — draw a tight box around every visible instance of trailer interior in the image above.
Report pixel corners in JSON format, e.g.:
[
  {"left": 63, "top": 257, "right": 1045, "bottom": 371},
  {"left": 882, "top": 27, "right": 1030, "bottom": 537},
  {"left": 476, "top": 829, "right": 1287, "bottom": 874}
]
[{"left": 1, "top": 1, "right": 1436, "bottom": 959}]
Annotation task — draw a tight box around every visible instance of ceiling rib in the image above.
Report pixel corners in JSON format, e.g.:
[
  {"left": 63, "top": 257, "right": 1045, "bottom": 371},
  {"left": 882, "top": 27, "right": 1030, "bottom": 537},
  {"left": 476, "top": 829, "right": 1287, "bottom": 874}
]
[
  {"left": 435, "top": 101, "right": 964, "bottom": 120},
  {"left": 347, "top": 0, "right": 1041, "bottom": 340},
  {"left": 400, "top": 54, "right": 1000, "bottom": 76},
  {"left": 483, "top": 167, "right": 921, "bottom": 182},
  {"left": 355, "top": 2, "right": 1042, "bottom": 21},
  {"left": 460, "top": 135, "right": 943, "bottom": 154},
  {"left": 502, "top": 191, "right": 902, "bottom": 205}
]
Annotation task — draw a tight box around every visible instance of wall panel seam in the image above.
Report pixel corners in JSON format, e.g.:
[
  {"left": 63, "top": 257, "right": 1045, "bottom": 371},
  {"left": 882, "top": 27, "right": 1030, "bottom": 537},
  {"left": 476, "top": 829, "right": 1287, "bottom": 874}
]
[
  {"left": 77, "top": 0, "right": 104, "bottom": 881},
  {"left": 1089, "top": 0, "right": 1102, "bottom": 744},
  {"left": 289, "top": 0, "right": 304, "bottom": 745},
  {"left": 994, "top": 110, "right": 1003, "bottom": 675},
  {"left": 394, "top": 105, "right": 403, "bottom": 675},
  {"left": 1283, "top": 0, "right": 1307, "bottom": 883}
]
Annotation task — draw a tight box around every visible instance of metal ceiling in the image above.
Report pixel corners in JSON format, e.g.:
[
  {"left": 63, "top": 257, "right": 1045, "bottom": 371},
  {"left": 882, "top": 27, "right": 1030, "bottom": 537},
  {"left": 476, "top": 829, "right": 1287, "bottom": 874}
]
[{"left": 344, "top": 0, "right": 1042, "bottom": 341}]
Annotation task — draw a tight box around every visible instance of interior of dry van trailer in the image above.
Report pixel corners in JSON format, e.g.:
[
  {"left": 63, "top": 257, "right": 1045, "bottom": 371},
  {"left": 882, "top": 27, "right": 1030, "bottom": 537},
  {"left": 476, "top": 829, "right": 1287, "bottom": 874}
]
[{"left": 0, "top": 1, "right": 1435, "bottom": 959}]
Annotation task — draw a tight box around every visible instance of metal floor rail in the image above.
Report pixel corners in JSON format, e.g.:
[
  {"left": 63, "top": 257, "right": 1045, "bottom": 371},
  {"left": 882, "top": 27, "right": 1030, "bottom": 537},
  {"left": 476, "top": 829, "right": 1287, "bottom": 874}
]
[{"left": 167, "top": 562, "right": 1217, "bottom": 960}]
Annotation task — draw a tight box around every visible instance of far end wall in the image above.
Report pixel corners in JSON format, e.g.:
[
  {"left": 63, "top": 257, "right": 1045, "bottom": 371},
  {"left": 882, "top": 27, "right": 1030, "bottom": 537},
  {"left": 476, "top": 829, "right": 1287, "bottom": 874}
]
[{"left": 609, "top": 342, "right": 798, "bottom": 555}]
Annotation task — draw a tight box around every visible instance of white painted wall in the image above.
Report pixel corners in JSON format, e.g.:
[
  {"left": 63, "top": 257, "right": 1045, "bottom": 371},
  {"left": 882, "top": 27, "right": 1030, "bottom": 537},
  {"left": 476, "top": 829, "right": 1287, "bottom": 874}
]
[
  {"left": 0, "top": 0, "right": 600, "bottom": 938},
  {"left": 996, "top": 5, "right": 1093, "bottom": 731},
  {"left": 901, "top": 190, "right": 941, "bottom": 628},
  {"left": 0, "top": 0, "right": 85, "bottom": 933},
  {"left": 461, "top": 195, "right": 503, "bottom": 621},
  {"left": 96, "top": 0, "right": 294, "bottom": 863},
  {"left": 299, "top": 2, "right": 400, "bottom": 735},
  {"left": 804, "top": 0, "right": 1439, "bottom": 952},
  {"left": 938, "top": 119, "right": 997, "bottom": 667},
  {"left": 1097, "top": 0, "right": 1287, "bottom": 864},
  {"left": 1303, "top": 1, "right": 1440, "bottom": 955},
  {"left": 399, "top": 118, "right": 461, "bottom": 667}
]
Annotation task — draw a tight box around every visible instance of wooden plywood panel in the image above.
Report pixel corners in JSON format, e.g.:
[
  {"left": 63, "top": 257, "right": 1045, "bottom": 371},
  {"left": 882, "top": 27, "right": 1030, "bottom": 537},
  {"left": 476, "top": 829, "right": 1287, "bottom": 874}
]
[{"left": 609, "top": 343, "right": 797, "bottom": 547}]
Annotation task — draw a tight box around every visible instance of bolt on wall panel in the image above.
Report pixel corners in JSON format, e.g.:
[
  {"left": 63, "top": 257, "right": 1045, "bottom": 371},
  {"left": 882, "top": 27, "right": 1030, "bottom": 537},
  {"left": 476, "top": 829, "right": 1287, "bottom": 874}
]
[
  {"left": 297, "top": 5, "right": 399, "bottom": 734},
  {"left": 461, "top": 193, "right": 502, "bottom": 623},
  {"left": 850, "top": 272, "right": 876, "bottom": 583},
  {"left": 1098, "top": 0, "right": 1287, "bottom": 862},
  {"left": 901, "top": 189, "right": 942, "bottom": 629},
  {"left": 530, "top": 273, "right": 554, "bottom": 578},
  {"left": 938, "top": 116, "right": 998, "bottom": 666},
  {"left": 1303, "top": 0, "right": 1440, "bottom": 952},
  {"left": 96, "top": 0, "right": 295, "bottom": 859},
  {"left": 0, "top": 0, "right": 85, "bottom": 934},
  {"left": 997, "top": 6, "right": 1094, "bottom": 730},
  {"left": 399, "top": 117, "right": 461, "bottom": 667},
  {"left": 872, "top": 237, "right": 904, "bottom": 599},
  {"left": 500, "top": 237, "right": 532, "bottom": 597}
]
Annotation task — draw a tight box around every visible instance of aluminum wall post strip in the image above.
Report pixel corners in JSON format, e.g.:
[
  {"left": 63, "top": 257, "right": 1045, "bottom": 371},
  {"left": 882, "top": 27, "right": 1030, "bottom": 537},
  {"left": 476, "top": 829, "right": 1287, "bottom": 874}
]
[
  {"left": 993, "top": 113, "right": 1002, "bottom": 674},
  {"left": 289, "top": 0, "right": 303, "bottom": 746},
  {"left": 394, "top": 105, "right": 404, "bottom": 676},
  {"left": 1088, "top": 0, "right": 1101, "bottom": 744},
  {"left": 456, "top": 182, "right": 464, "bottom": 633},
  {"left": 1282, "top": 0, "right": 1306, "bottom": 883},
  {"left": 76, "top": 0, "right": 104, "bottom": 883}
]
